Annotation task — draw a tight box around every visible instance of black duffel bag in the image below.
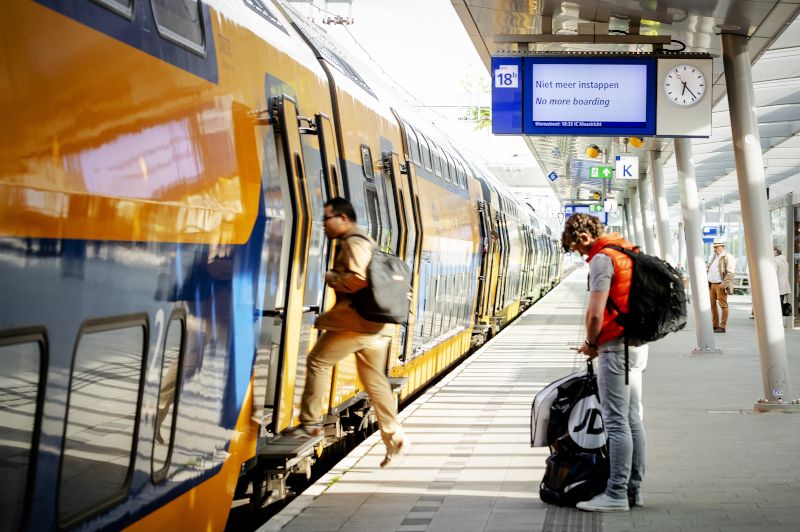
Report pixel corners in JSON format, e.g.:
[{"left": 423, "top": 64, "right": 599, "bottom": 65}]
[
  {"left": 539, "top": 451, "right": 610, "bottom": 507},
  {"left": 782, "top": 302, "right": 793, "bottom": 317}
]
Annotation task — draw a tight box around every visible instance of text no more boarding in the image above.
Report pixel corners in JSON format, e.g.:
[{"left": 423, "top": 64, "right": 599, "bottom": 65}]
[{"left": 531, "top": 63, "right": 647, "bottom": 126}]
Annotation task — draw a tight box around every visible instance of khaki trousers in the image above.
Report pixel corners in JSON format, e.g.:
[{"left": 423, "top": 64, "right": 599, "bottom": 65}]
[
  {"left": 709, "top": 283, "right": 728, "bottom": 329},
  {"left": 300, "top": 331, "right": 404, "bottom": 453}
]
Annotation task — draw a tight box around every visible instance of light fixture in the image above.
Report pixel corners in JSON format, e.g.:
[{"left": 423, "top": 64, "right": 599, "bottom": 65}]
[
  {"left": 585, "top": 144, "right": 601, "bottom": 158},
  {"left": 592, "top": 192, "right": 601, "bottom": 200},
  {"left": 628, "top": 137, "right": 644, "bottom": 148}
]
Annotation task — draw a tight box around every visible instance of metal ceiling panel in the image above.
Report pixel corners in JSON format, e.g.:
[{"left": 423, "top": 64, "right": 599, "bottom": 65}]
[{"left": 453, "top": 0, "right": 800, "bottom": 223}]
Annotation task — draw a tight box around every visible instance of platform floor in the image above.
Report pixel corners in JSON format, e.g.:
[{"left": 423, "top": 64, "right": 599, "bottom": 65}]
[{"left": 262, "top": 268, "right": 800, "bottom": 532}]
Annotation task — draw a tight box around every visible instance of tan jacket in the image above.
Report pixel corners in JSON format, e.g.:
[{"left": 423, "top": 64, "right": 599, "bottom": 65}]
[
  {"left": 717, "top": 251, "right": 736, "bottom": 294},
  {"left": 314, "top": 225, "right": 391, "bottom": 335}
]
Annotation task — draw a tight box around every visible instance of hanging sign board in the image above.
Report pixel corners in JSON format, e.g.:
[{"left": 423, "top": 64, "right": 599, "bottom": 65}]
[
  {"left": 524, "top": 57, "right": 656, "bottom": 136},
  {"left": 565, "top": 204, "right": 607, "bottom": 224},
  {"left": 491, "top": 54, "right": 711, "bottom": 138},
  {"left": 491, "top": 57, "right": 523, "bottom": 134},
  {"left": 615, "top": 156, "right": 639, "bottom": 180},
  {"left": 702, "top": 225, "right": 718, "bottom": 244}
]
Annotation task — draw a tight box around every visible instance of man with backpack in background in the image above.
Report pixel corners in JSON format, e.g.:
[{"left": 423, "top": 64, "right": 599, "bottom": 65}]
[
  {"left": 562, "top": 213, "right": 647, "bottom": 512},
  {"left": 284, "top": 197, "right": 407, "bottom": 468},
  {"left": 706, "top": 238, "right": 735, "bottom": 333}
]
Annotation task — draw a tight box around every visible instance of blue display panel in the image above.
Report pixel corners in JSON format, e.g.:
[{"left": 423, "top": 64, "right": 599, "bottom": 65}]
[
  {"left": 522, "top": 57, "right": 656, "bottom": 136},
  {"left": 491, "top": 57, "right": 523, "bottom": 134},
  {"left": 565, "top": 204, "right": 607, "bottom": 224}
]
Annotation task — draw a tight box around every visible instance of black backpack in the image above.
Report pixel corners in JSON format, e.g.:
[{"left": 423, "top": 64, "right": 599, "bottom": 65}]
[
  {"left": 600, "top": 244, "right": 688, "bottom": 381},
  {"left": 348, "top": 234, "right": 412, "bottom": 325},
  {"left": 601, "top": 244, "right": 687, "bottom": 343}
]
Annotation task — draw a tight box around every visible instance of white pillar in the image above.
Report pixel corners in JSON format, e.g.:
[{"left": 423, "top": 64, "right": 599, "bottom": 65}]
[
  {"left": 649, "top": 150, "right": 674, "bottom": 264},
  {"left": 625, "top": 200, "right": 636, "bottom": 245},
  {"left": 638, "top": 172, "right": 657, "bottom": 256},
  {"left": 674, "top": 138, "right": 719, "bottom": 355},
  {"left": 630, "top": 186, "right": 645, "bottom": 249},
  {"left": 721, "top": 32, "right": 794, "bottom": 408}
]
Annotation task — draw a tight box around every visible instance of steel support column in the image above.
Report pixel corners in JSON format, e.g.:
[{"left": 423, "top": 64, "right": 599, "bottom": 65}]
[
  {"left": 649, "top": 150, "right": 674, "bottom": 264},
  {"left": 674, "top": 138, "right": 718, "bottom": 355},
  {"left": 721, "top": 32, "right": 795, "bottom": 409},
  {"left": 678, "top": 222, "right": 686, "bottom": 268},
  {"left": 638, "top": 173, "right": 657, "bottom": 256},
  {"left": 625, "top": 200, "right": 636, "bottom": 244},
  {"left": 630, "top": 186, "right": 645, "bottom": 248}
]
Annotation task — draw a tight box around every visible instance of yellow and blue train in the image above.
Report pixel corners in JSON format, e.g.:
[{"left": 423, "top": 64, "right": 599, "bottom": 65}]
[{"left": 0, "top": 0, "right": 562, "bottom": 530}]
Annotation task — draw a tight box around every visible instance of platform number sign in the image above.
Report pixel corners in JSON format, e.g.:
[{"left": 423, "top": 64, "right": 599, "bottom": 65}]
[{"left": 495, "top": 64, "right": 519, "bottom": 88}]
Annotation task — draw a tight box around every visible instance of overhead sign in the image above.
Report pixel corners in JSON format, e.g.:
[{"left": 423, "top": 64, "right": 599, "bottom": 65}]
[
  {"left": 604, "top": 198, "right": 618, "bottom": 213},
  {"left": 590, "top": 165, "right": 613, "bottom": 179},
  {"left": 523, "top": 57, "right": 656, "bottom": 136},
  {"left": 548, "top": 171, "right": 558, "bottom": 182},
  {"left": 491, "top": 57, "right": 523, "bottom": 134},
  {"left": 702, "top": 225, "right": 718, "bottom": 244},
  {"left": 491, "top": 55, "right": 711, "bottom": 138},
  {"left": 565, "top": 204, "right": 607, "bottom": 224},
  {"left": 615, "top": 156, "right": 639, "bottom": 180}
]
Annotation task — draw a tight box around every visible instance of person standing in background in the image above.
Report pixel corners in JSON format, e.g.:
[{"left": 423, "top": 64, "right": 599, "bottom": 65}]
[
  {"left": 775, "top": 244, "right": 791, "bottom": 309},
  {"left": 707, "top": 239, "right": 735, "bottom": 333}
]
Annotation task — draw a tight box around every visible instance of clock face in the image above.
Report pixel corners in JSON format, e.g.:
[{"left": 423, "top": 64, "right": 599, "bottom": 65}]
[{"left": 664, "top": 65, "right": 706, "bottom": 107}]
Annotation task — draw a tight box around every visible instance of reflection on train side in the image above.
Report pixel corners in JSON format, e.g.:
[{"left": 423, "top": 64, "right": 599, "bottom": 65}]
[{"left": 0, "top": 339, "right": 41, "bottom": 532}]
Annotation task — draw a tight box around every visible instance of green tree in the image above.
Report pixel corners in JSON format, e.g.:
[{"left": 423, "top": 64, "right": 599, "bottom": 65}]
[{"left": 461, "top": 67, "right": 491, "bottom": 131}]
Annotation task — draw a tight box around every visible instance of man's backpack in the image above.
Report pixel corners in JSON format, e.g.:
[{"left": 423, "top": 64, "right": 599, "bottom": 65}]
[
  {"left": 601, "top": 244, "right": 688, "bottom": 345},
  {"left": 348, "top": 234, "right": 412, "bottom": 325}
]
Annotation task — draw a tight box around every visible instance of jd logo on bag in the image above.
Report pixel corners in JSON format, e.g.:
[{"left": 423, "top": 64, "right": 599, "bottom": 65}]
[
  {"left": 546, "top": 368, "right": 606, "bottom": 454},
  {"left": 568, "top": 397, "right": 605, "bottom": 451}
]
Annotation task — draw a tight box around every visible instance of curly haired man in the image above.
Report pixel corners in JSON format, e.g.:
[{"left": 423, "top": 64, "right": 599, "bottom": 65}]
[{"left": 562, "top": 213, "right": 648, "bottom": 512}]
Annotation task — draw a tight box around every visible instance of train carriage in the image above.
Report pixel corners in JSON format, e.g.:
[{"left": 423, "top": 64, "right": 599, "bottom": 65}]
[{"left": 0, "top": 1, "right": 562, "bottom": 530}]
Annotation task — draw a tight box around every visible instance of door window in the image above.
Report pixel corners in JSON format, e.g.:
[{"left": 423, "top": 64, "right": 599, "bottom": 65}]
[{"left": 0, "top": 331, "right": 45, "bottom": 532}]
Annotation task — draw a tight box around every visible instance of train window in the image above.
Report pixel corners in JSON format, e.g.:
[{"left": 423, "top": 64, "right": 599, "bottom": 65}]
[
  {"left": 418, "top": 133, "right": 432, "bottom": 173},
  {"left": 423, "top": 277, "right": 438, "bottom": 342},
  {"left": 441, "top": 153, "right": 453, "bottom": 183},
  {"left": 150, "top": 0, "right": 205, "bottom": 56},
  {"left": 444, "top": 274, "right": 455, "bottom": 331},
  {"left": 447, "top": 155, "right": 456, "bottom": 184},
  {"left": 456, "top": 161, "right": 466, "bottom": 190},
  {"left": 59, "top": 317, "right": 147, "bottom": 527},
  {"left": 360, "top": 145, "right": 374, "bottom": 179},
  {"left": 90, "top": 0, "right": 134, "bottom": 19},
  {"left": 0, "top": 330, "right": 45, "bottom": 532},
  {"left": 431, "top": 144, "right": 443, "bottom": 178},
  {"left": 364, "top": 185, "right": 381, "bottom": 242},
  {"left": 404, "top": 122, "right": 421, "bottom": 166},
  {"left": 452, "top": 274, "right": 462, "bottom": 328},
  {"left": 152, "top": 313, "right": 185, "bottom": 483}
]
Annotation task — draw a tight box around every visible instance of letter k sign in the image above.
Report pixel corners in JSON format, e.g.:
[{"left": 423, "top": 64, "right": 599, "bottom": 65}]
[
  {"left": 615, "top": 156, "right": 639, "bottom": 180},
  {"left": 623, "top": 164, "right": 632, "bottom": 177}
]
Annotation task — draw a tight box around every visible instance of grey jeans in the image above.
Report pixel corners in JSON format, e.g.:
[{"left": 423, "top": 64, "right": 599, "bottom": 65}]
[{"left": 597, "top": 344, "right": 648, "bottom": 500}]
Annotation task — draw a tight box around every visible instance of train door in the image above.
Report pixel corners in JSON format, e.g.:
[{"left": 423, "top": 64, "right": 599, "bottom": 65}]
[
  {"left": 250, "top": 94, "right": 322, "bottom": 434},
  {"left": 384, "top": 150, "right": 414, "bottom": 360},
  {"left": 475, "top": 200, "right": 490, "bottom": 320}
]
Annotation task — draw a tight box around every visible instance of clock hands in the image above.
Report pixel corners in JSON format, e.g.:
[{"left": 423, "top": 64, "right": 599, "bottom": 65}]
[{"left": 675, "top": 73, "right": 698, "bottom": 99}]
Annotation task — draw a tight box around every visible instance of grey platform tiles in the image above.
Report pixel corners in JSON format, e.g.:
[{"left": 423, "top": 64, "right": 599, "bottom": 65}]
[{"left": 260, "top": 268, "right": 800, "bottom": 532}]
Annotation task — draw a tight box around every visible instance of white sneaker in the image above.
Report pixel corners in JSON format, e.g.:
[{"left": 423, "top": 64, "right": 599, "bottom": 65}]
[{"left": 576, "top": 493, "right": 630, "bottom": 512}]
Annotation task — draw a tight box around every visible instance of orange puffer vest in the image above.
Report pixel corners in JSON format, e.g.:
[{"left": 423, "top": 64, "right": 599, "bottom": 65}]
[{"left": 586, "top": 233, "right": 636, "bottom": 344}]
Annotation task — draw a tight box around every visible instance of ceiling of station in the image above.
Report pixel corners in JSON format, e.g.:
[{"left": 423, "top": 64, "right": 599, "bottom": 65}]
[{"left": 452, "top": 0, "right": 800, "bottom": 223}]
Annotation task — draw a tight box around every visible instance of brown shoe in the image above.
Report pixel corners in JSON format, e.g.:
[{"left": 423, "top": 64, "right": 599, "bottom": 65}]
[
  {"left": 380, "top": 438, "right": 409, "bottom": 468},
  {"left": 714, "top": 327, "right": 725, "bottom": 333}
]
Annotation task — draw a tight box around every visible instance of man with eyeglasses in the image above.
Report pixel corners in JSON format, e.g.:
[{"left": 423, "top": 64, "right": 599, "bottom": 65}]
[{"left": 283, "top": 197, "right": 407, "bottom": 468}]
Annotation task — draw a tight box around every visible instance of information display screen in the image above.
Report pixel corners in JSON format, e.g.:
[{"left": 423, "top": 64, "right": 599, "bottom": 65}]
[
  {"left": 523, "top": 57, "right": 656, "bottom": 136},
  {"left": 565, "top": 204, "right": 607, "bottom": 224}
]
